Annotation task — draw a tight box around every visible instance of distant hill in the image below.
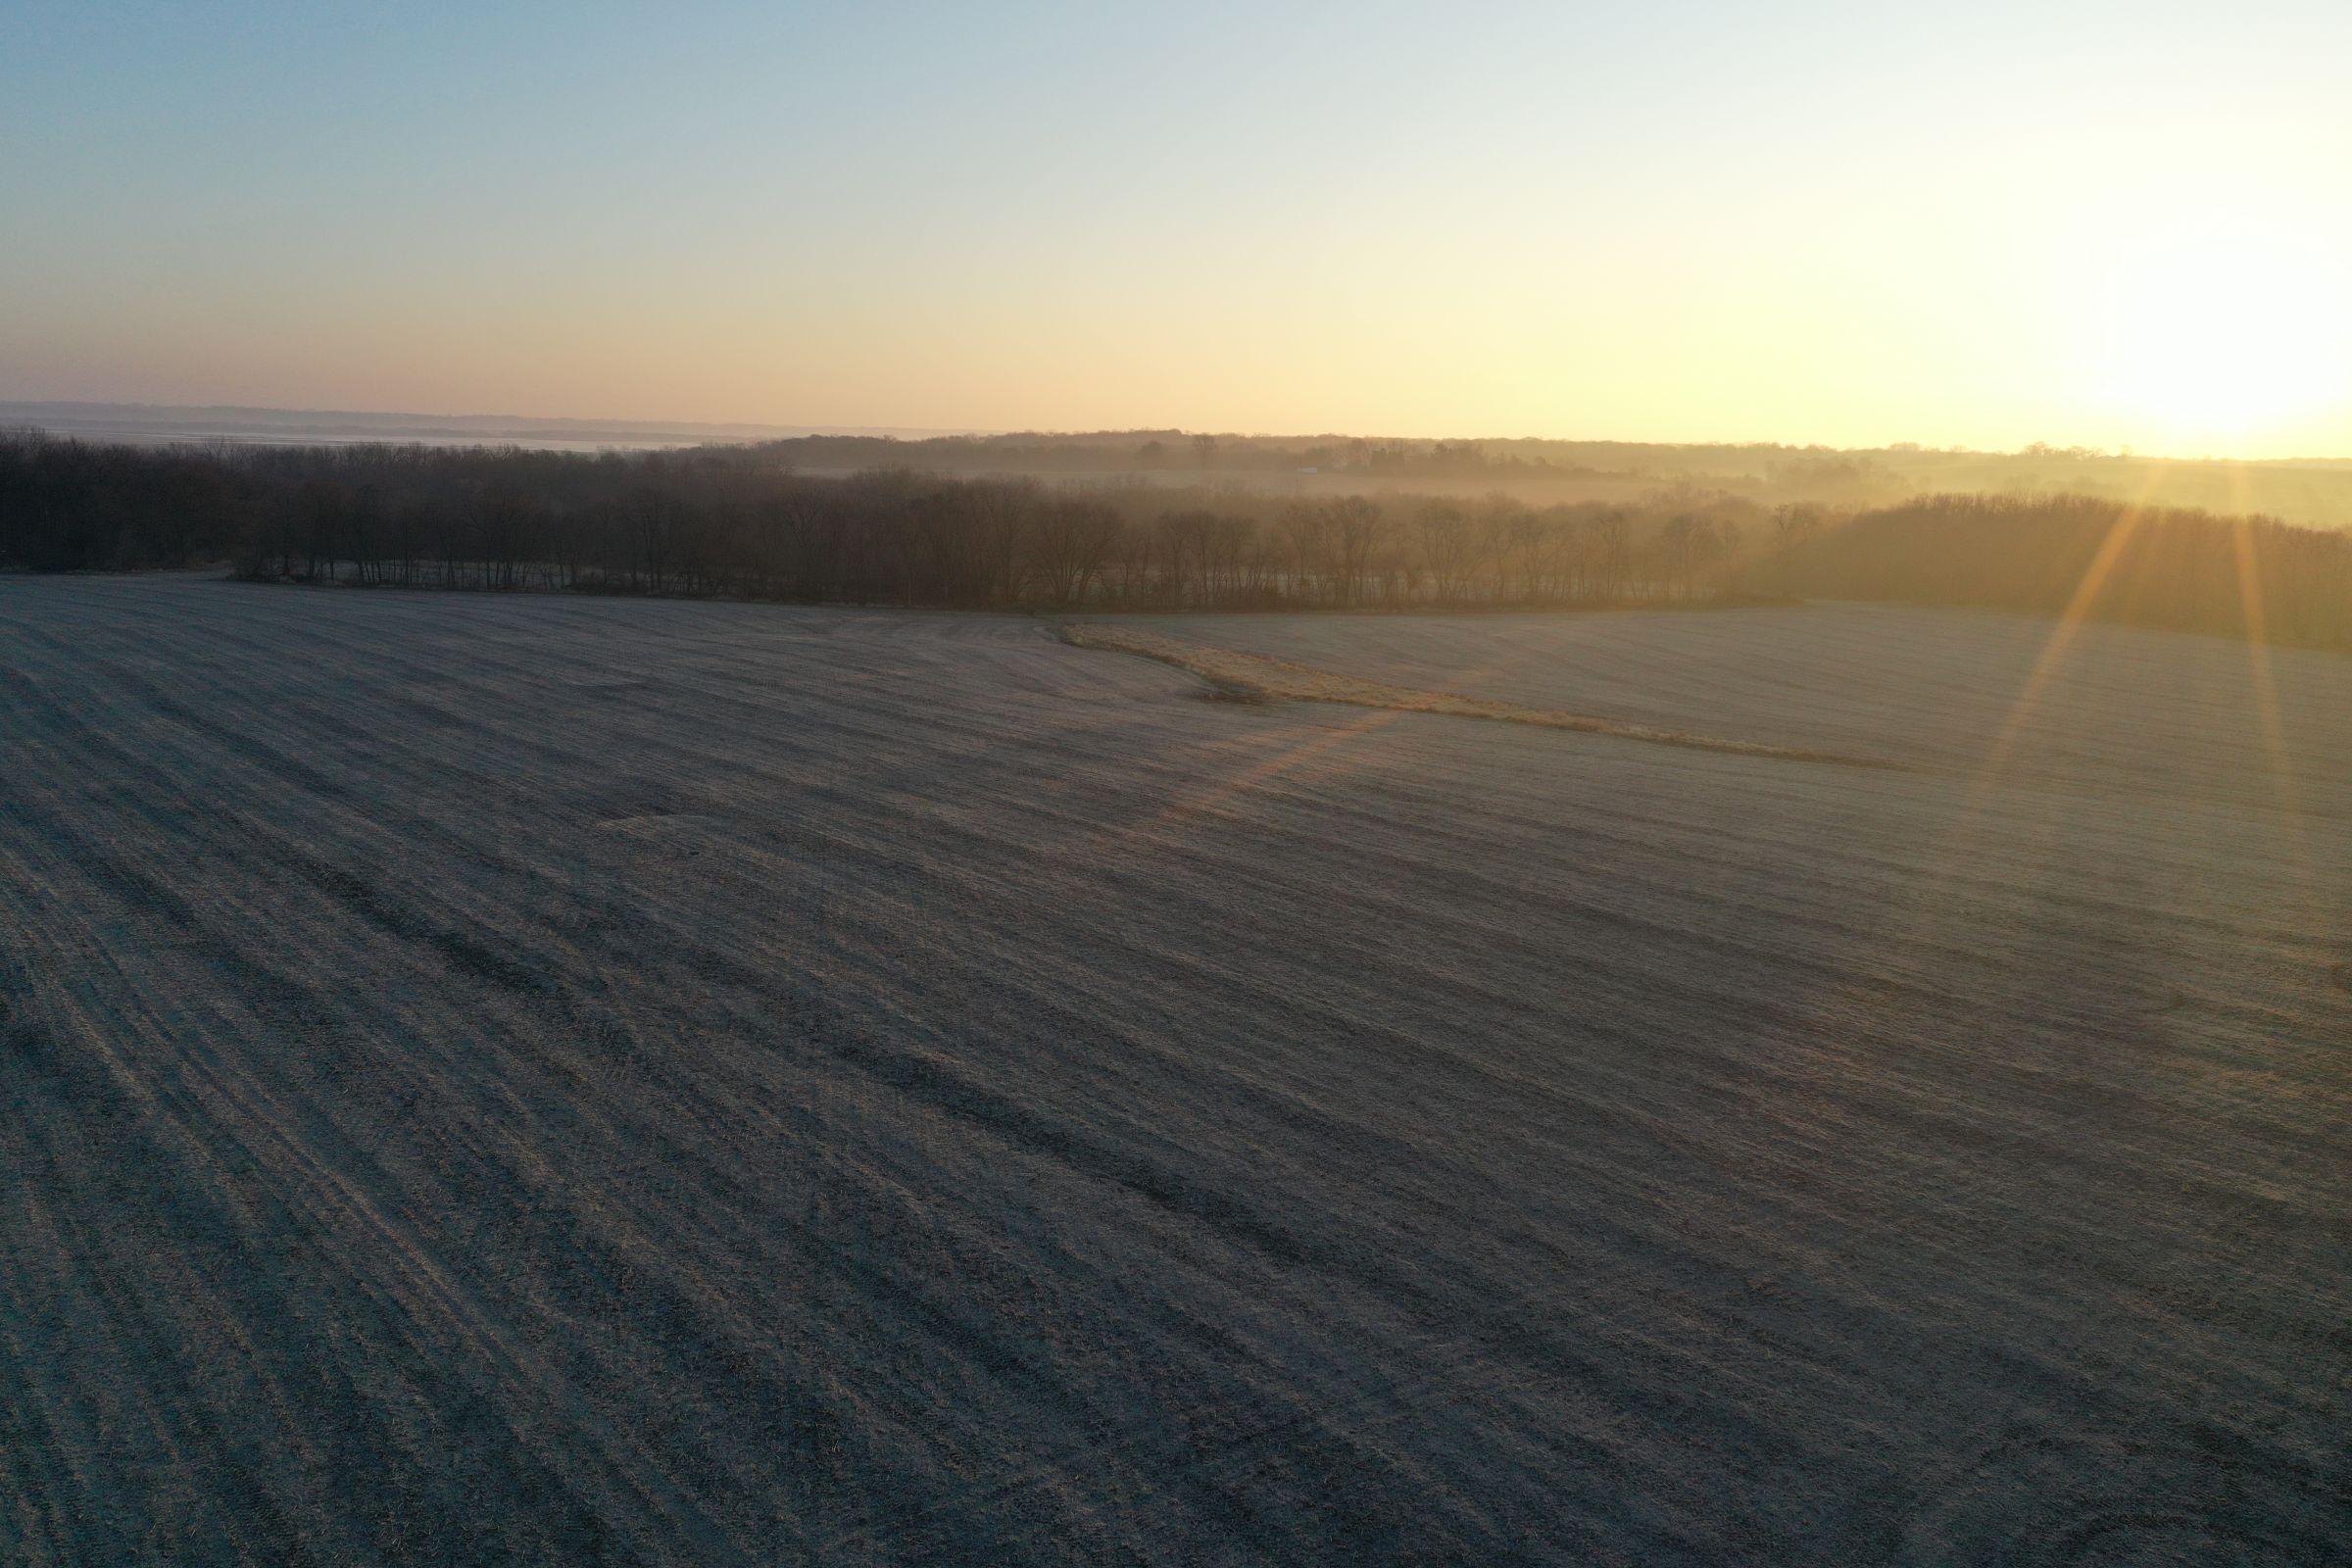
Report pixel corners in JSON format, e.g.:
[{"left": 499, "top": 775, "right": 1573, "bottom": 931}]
[
  {"left": 742, "top": 431, "right": 2352, "bottom": 530},
  {"left": 0, "top": 401, "right": 968, "bottom": 452},
  {"left": 8, "top": 402, "right": 2351, "bottom": 528}
]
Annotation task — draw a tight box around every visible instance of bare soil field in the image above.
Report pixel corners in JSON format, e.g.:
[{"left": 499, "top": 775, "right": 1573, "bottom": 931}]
[{"left": 2, "top": 577, "right": 2346, "bottom": 1565}]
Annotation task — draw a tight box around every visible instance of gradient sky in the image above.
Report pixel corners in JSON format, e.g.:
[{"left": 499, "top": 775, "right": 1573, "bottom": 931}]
[{"left": 6, "top": 1, "right": 2349, "bottom": 454}]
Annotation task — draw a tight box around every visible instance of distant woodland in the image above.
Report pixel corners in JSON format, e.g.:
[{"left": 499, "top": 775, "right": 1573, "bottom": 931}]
[
  {"left": 605, "top": 431, "right": 2352, "bottom": 533},
  {"left": 4, "top": 431, "right": 2347, "bottom": 650}
]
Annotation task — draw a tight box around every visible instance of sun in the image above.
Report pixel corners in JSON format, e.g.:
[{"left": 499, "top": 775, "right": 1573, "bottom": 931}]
[{"left": 2080, "top": 220, "right": 2352, "bottom": 447}]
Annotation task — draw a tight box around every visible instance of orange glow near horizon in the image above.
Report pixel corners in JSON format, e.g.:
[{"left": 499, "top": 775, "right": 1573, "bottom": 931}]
[{"left": 6, "top": 8, "right": 2351, "bottom": 458}]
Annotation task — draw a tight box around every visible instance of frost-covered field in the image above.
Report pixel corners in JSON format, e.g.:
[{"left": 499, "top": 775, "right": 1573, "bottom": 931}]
[
  {"left": 2, "top": 577, "right": 2346, "bottom": 1565},
  {"left": 1105, "top": 605, "right": 2352, "bottom": 819}
]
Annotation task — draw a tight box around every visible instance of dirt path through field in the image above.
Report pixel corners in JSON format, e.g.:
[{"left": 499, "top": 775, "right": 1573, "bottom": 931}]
[{"left": 1057, "top": 620, "right": 1895, "bottom": 767}]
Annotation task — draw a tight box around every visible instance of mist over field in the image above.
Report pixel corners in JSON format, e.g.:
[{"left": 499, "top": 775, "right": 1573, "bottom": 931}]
[
  {"left": 10, "top": 431, "right": 2352, "bottom": 653},
  {"left": 16, "top": 403, "right": 2352, "bottom": 526}
]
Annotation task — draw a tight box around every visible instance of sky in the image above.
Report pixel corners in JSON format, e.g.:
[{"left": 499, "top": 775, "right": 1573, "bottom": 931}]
[{"left": 5, "top": 1, "right": 2350, "bottom": 456}]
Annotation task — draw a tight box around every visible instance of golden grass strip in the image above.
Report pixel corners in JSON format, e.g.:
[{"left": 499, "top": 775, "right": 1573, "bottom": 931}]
[{"left": 1056, "top": 622, "right": 1896, "bottom": 769}]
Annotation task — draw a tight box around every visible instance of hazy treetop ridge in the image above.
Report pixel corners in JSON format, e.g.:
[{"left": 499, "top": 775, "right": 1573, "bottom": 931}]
[
  {"left": 9, "top": 407, "right": 2352, "bottom": 528},
  {"left": 5, "top": 432, "right": 2346, "bottom": 652}
]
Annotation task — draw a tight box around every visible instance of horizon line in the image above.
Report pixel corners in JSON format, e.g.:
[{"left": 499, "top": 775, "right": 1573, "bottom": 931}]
[{"left": 3, "top": 396, "right": 2347, "bottom": 467}]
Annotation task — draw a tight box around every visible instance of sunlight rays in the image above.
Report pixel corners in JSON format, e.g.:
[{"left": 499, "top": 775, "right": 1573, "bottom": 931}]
[
  {"left": 1100, "top": 707, "right": 1407, "bottom": 858},
  {"left": 1807, "top": 466, "right": 2180, "bottom": 1064},
  {"left": 2225, "top": 466, "right": 2318, "bottom": 891},
  {"left": 1960, "top": 462, "right": 2173, "bottom": 808}
]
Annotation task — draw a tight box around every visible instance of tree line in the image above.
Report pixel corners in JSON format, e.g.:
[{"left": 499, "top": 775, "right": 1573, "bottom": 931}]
[
  {"left": 6, "top": 432, "right": 2346, "bottom": 647},
  {"left": 0, "top": 433, "right": 1753, "bottom": 609},
  {"left": 1773, "top": 492, "right": 2352, "bottom": 652}
]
